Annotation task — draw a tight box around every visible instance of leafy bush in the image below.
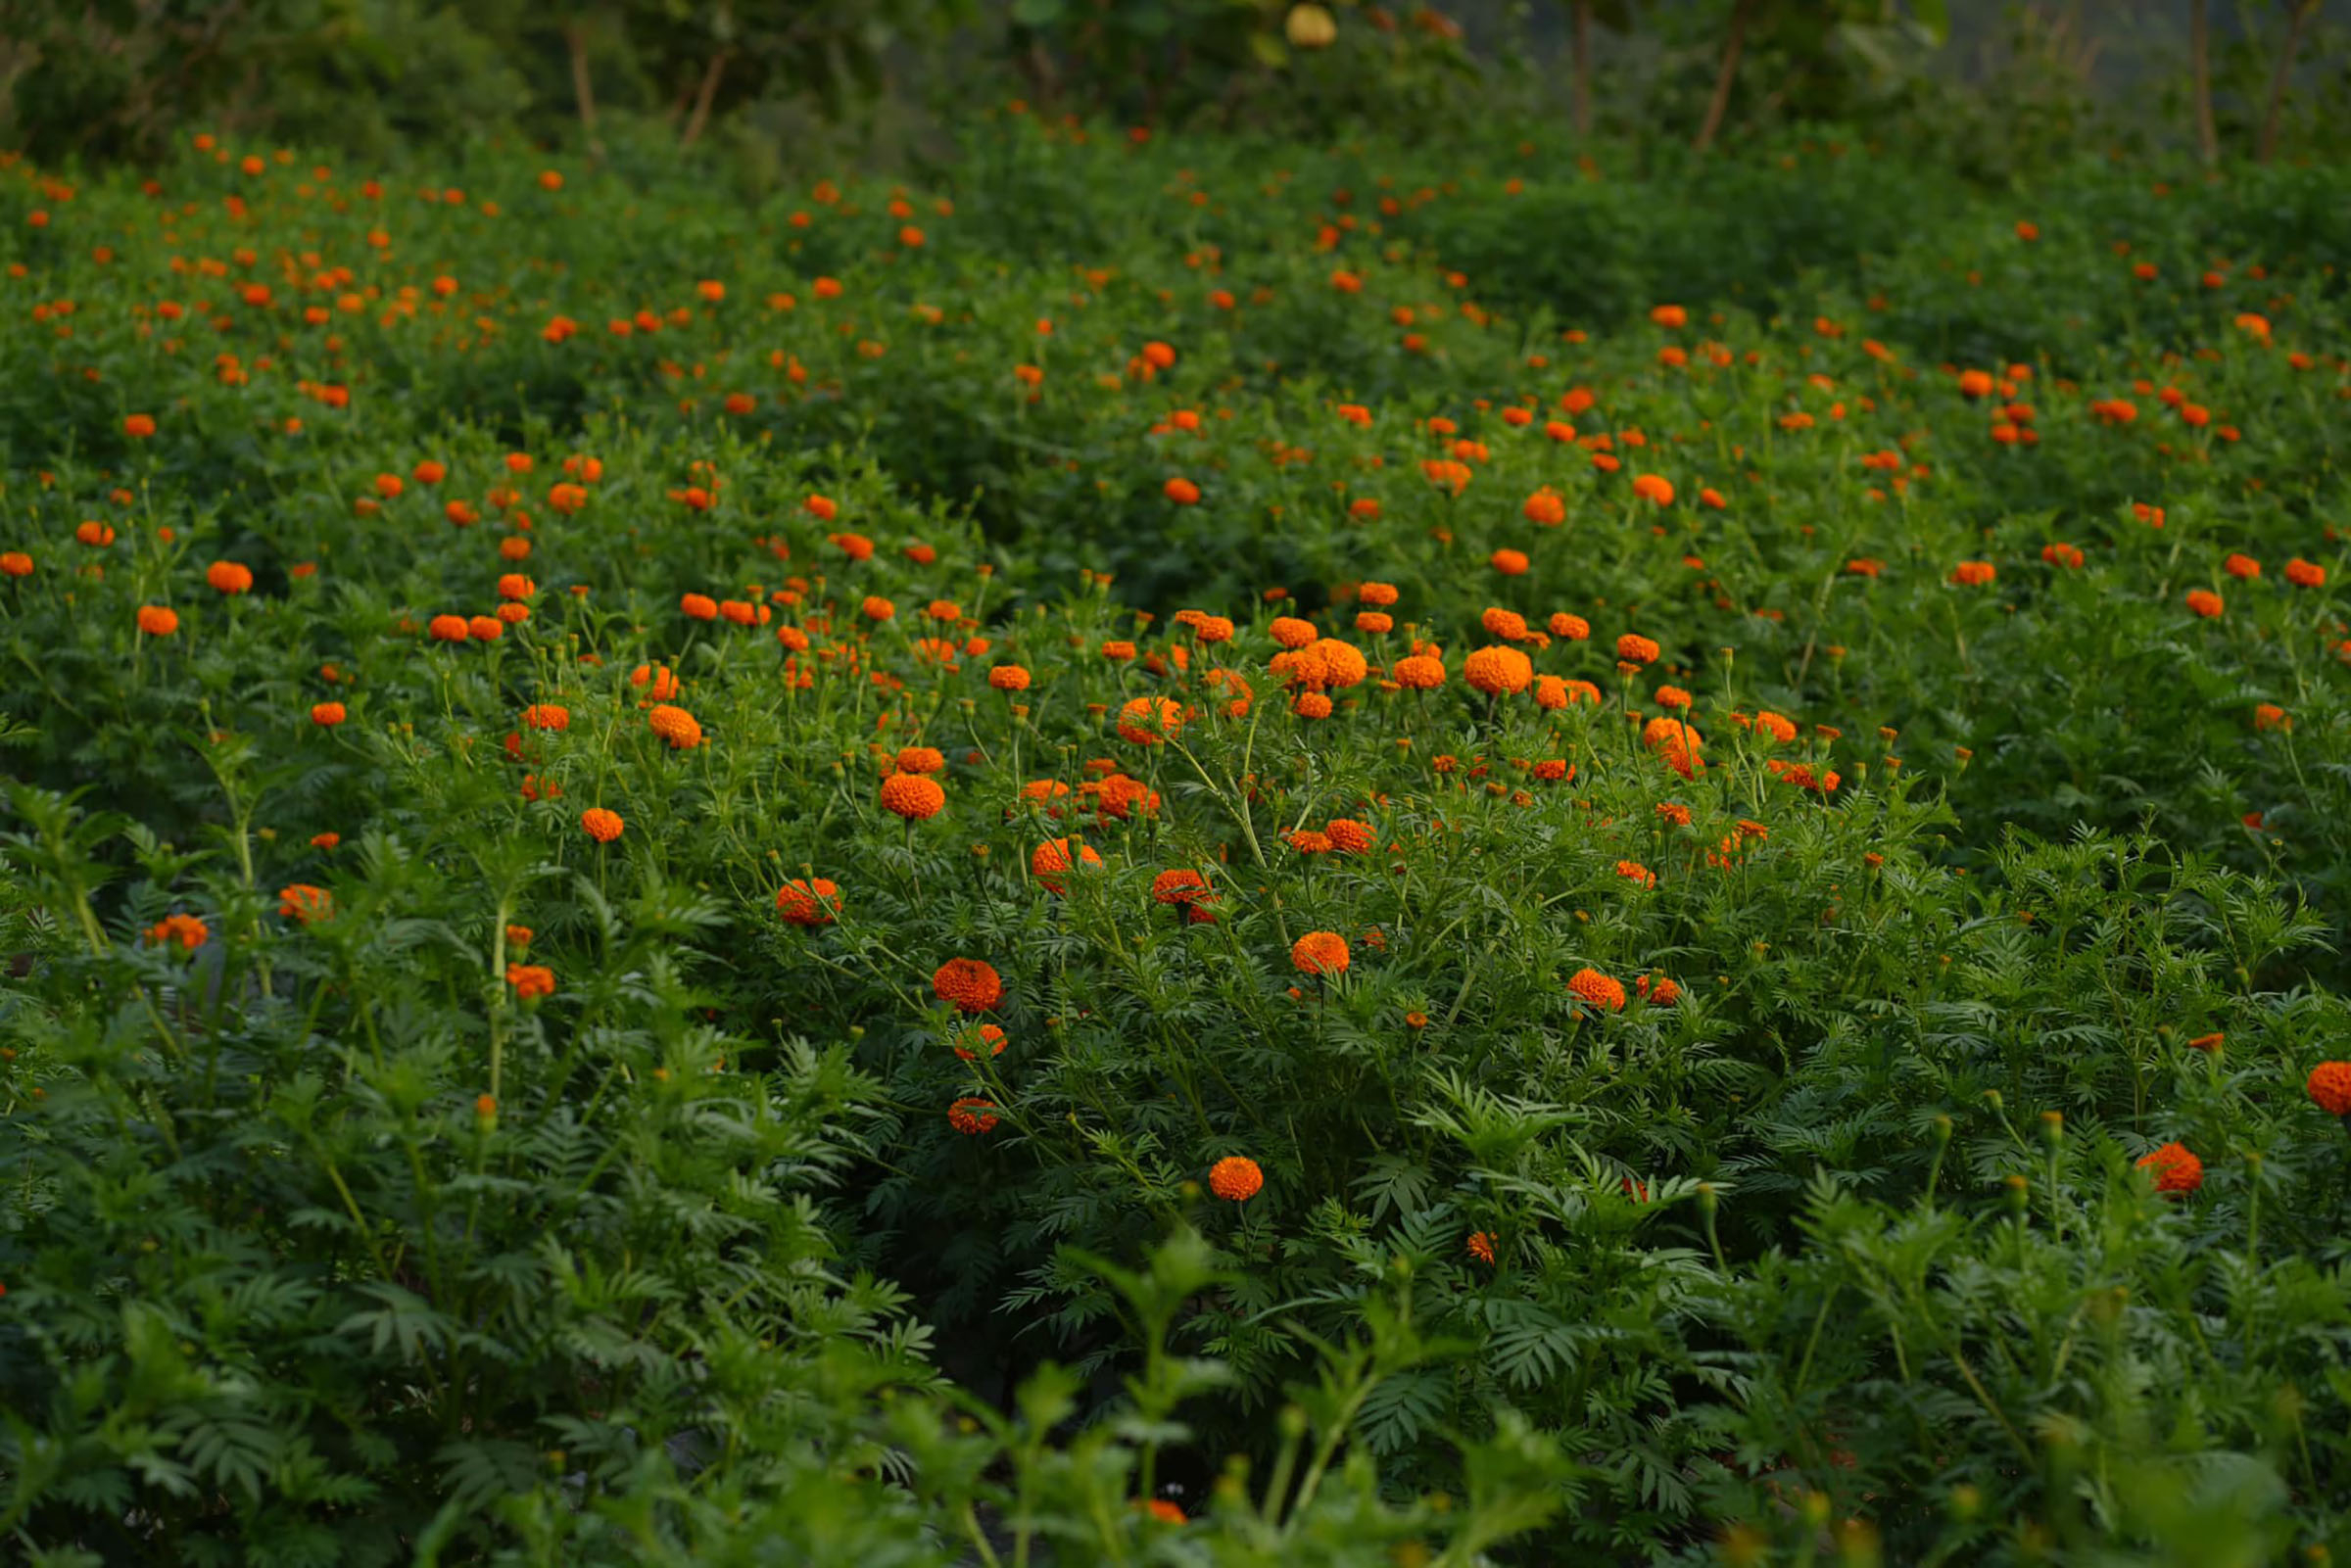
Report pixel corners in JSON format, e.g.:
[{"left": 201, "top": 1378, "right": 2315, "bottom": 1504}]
[{"left": 4, "top": 119, "right": 2351, "bottom": 1564}]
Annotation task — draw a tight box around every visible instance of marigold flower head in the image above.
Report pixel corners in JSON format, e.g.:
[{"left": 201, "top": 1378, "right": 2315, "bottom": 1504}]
[
  {"left": 207, "top": 561, "right": 253, "bottom": 594},
  {"left": 2224, "top": 552, "right": 2261, "bottom": 580},
  {"left": 2306, "top": 1061, "right": 2351, "bottom": 1117},
  {"left": 954, "top": 1022, "right": 1007, "bottom": 1062},
  {"left": 277, "top": 883, "right": 332, "bottom": 925},
  {"left": 1164, "top": 476, "right": 1201, "bottom": 504},
  {"left": 895, "top": 746, "right": 947, "bottom": 775},
  {"left": 137, "top": 604, "right": 179, "bottom": 637},
  {"left": 428, "top": 613, "right": 469, "bottom": 642},
  {"left": 1152, "top": 869, "right": 1213, "bottom": 906},
  {"left": 1118, "top": 695, "right": 1185, "bottom": 744},
  {"left": 2284, "top": 558, "right": 2325, "bottom": 589},
  {"left": 934, "top": 957, "right": 1004, "bottom": 1013},
  {"left": 881, "top": 772, "right": 946, "bottom": 821},
  {"left": 988, "top": 664, "right": 1032, "bottom": 691},
  {"left": 1466, "top": 1230, "right": 1497, "bottom": 1264},
  {"left": 1631, "top": 474, "right": 1674, "bottom": 506},
  {"left": 2185, "top": 589, "right": 2225, "bottom": 618},
  {"left": 1291, "top": 930, "right": 1350, "bottom": 976},
  {"left": 1950, "top": 561, "right": 1996, "bottom": 587},
  {"left": 145, "top": 913, "right": 208, "bottom": 951},
  {"left": 648, "top": 704, "right": 703, "bottom": 748},
  {"left": 523, "top": 703, "right": 570, "bottom": 731},
  {"left": 2136, "top": 1141, "right": 2203, "bottom": 1196},
  {"left": 1636, "top": 974, "right": 1681, "bottom": 1005},
  {"left": 1209, "top": 1156, "right": 1264, "bottom": 1202},
  {"left": 1567, "top": 967, "right": 1626, "bottom": 1012},
  {"left": 1393, "top": 654, "right": 1445, "bottom": 689},
  {"left": 1326, "top": 818, "right": 1374, "bottom": 854},
  {"left": 1615, "top": 633, "right": 1659, "bottom": 665},
  {"left": 1270, "top": 615, "right": 1317, "bottom": 649},
  {"left": 506, "top": 963, "right": 555, "bottom": 999},
  {"left": 775, "top": 877, "right": 840, "bottom": 926},
  {"left": 1292, "top": 690, "right": 1333, "bottom": 719},
  {"left": 1032, "top": 835, "right": 1102, "bottom": 891},
  {"left": 1491, "top": 547, "right": 1530, "bottom": 575},
  {"left": 1358, "top": 581, "right": 1399, "bottom": 607},
  {"left": 310, "top": 701, "right": 346, "bottom": 727},
  {"left": 1463, "top": 644, "right": 1533, "bottom": 695},
  {"left": 948, "top": 1096, "right": 1001, "bottom": 1135},
  {"left": 580, "top": 807, "right": 624, "bottom": 842},
  {"left": 680, "top": 593, "right": 718, "bottom": 621}
]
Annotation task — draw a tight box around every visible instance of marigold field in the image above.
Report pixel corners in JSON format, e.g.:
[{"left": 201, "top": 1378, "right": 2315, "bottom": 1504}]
[{"left": 4, "top": 119, "right": 2351, "bottom": 1567}]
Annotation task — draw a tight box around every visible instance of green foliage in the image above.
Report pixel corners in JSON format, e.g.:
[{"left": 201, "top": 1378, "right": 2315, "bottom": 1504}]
[{"left": 4, "top": 115, "right": 2351, "bottom": 1564}]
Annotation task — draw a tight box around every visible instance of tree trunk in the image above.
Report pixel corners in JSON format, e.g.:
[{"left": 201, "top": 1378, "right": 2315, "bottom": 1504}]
[
  {"left": 566, "top": 23, "right": 598, "bottom": 135},
  {"left": 2189, "top": 0, "right": 2216, "bottom": 166},
  {"left": 682, "top": 48, "right": 729, "bottom": 146},
  {"left": 2258, "top": 2, "right": 2311, "bottom": 165},
  {"left": 1572, "top": 0, "right": 1593, "bottom": 137},
  {"left": 1694, "top": 0, "right": 1751, "bottom": 155}
]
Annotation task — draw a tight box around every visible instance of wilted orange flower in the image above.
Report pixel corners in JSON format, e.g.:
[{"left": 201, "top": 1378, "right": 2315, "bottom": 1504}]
[
  {"left": 1466, "top": 1230, "right": 1497, "bottom": 1264},
  {"left": 1291, "top": 930, "right": 1350, "bottom": 975},
  {"left": 881, "top": 772, "right": 946, "bottom": 821},
  {"left": 934, "top": 957, "right": 1004, "bottom": 1013},
  {"left": 1209, "top": 1156, "right": 1264, "bottom": 1202},
  {"left": 775, "top": 878, "right": 841, "bottom": 925},
  {"left": 580, "top": 807, "right": 624, "bottom": 842},
  {"left": 1567, "top": 968, "right": 1625, "bottom": 1012}
]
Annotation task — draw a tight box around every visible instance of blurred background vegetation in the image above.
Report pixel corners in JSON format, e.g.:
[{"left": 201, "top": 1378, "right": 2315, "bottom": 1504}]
[{"left": 0, "top": 1, "right": 2341, "bottom": 181}]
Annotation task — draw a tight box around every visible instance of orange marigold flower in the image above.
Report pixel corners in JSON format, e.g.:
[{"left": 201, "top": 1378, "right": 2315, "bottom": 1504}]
[
  {"left": 207, "top": 561, "right": 254, "bottom": 594},
  {"left": 1950, "top": 561, "right": 1995, "bottom": 587},
  {"left": 1118, "top": 696, "right": 1185, "bottom": 744},
  {"left": 2224, "top": 552, "right": 2262, "bottom": 580},
  {"left": 1291, "top": 930, "right": 1350, "bottom": 975},
  {"left": 145, "top": 912, "right": 209, "bottom": 951},
  {"left": 1566, "top": 967, "right": 1625, "bottom": 1012},
  {"left": 1615, "top": 859, "right": 1655, "bottom": 887},
  {"left": 988, "top": 664, "right": 1032, "bottom": 691},
  {"left": 1293, "top": 690, "right": 1333, "bottom": 719},
  {"left": 123, "top": 414, "right": 157, "bottom": 438},
  {"left": 1358, "top": 581, "right": 1399, "bottom": 607},
  {"left": 310, "top": 701, "right": 346, "bottom": 727},
  {"left": 1615, "top": 633, "right": 1659, "bottom": 665},
  {"left": 648, "top": 704, "right": 703, "bottom": 748},
  {"left": 895, "top": 746, "right": 947, "bottom": 776},
  {"left": 2254, "top": 703, "right": 2290, "bottom": 733},
  {"left": 881, "top": 772, "right": 946, "bottom": 821},
  {"left": 2285, "top": 558, "right": 2326, "bottom": 589},
  {"left": 2135, "top": 1141, "right": 2203, "bottom": 1196},
  {"left": 580, "top": 807, "right": 624, "bottom": 842},
  {"left": 136, "top": 605, "right": 179, "bottom": 637},
  {"left": 2185, "top": 589, "right": 2225, "bottom": 618},
  {"left": 2307, "top": 1061, "right": 2351, "bottom": 1116},
  {"left": 934, "top": 957, "right": 1004, "bottom": 1013},
  {"left": 428, "top": 613, "right": 470, "bottom": 642},
  {"left": 1753, "top": 711, "right": 1797, "bottom": 743},
  {"left": 1549, "top": 612, "right": 1590, "bottom": 641},
  {"left": 680, "top": 593, "right": 719, "bottom": 621},
  {"left": 0, "top": 552, "right": 31, "bottom": 577},
  {"left": 1164, "top": 477, "right": 1201, "bottom": 504},
  {"left": 1491, "top": 547, "right": 1530, "bottom": 575},
  {"left": 1208, "top": 1156, "right": 1264, "bottom": 1202},
  {"left": 1463, "top": 644, "right": 1533, "bottom": 695},
  {"left": 1393, "top": 653, "right": 1446, "bottom": 689},
  {"left": 277, "top": 883, "right": 332, "bottom": 924},
  {"left": 954, "top": 1022, "right": 1007, "bottom": 1062},
  {"left": 1032, "top": 836, "right": 1102, "bottom": 892},
  {"left": 1269, "top": 615, "right": 1317, "bottom": 649},
  {"left": 775, "top": 878, "right": 841, "bottom": 926},
  {"left": 1152, "top": 869, "right": 1214, "bottom": 905},
  {"left": 1636, "top": 973, "right": 1681, "bottom": 1005},
  {"left": 1631, "top": 474, "right": 1674, "bottom": 506},
  {"left": 506, "top": 963, "right": 555, "bottom": 999},
  {"left": 523, "top": 703, "right": 570, "bottom": 731},
  {"left": 1326, "top": 818, "right": 1374, "bottom": 854},
  {"left": 948, "top": 1096, "right": 1001, "bottom": 1135}
]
